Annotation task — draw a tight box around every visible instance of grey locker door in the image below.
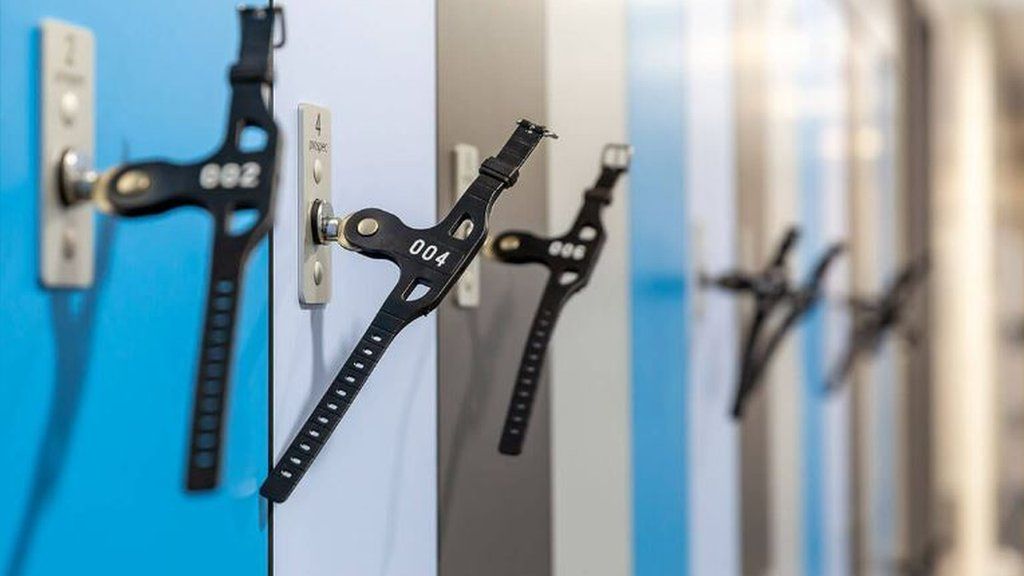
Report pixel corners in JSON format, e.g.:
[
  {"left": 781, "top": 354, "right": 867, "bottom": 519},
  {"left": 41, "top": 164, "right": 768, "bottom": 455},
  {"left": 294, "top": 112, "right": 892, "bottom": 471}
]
[{"left": 436, "top": 0, "right": 552, "bottom": 574}]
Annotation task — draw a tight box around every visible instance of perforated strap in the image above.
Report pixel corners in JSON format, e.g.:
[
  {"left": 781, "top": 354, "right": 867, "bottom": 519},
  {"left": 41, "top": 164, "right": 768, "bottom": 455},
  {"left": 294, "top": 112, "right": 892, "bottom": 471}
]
[
  {"left": 733, "top": 301, "right": 807, "bottom": 418},
  {"left": 181, "top": 7, "right": 280, "bottom": 491},
  {"left": 186, "top": 239, "right": 246, "bottom": 490},
  {"left": 261, "top": 120, "right": 553, "bottom": 503},
  {"left": 498, "top": 281, "right": 568, "bottom": 455},
  {"left": 260, "top": 310, "right": 404, "bottom": 503},
  {"left": 732, "top": 306, "right": 769, "bottom": 418},
  {"left": 496, "top": 158, "right": 625, "bottom": 454}
]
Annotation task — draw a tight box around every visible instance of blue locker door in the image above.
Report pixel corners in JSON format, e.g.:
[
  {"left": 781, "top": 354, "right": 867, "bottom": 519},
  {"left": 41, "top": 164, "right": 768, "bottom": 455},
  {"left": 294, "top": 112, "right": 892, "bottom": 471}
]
[{"left": 0, "top": 2, "right": 269, "bottom": 575}]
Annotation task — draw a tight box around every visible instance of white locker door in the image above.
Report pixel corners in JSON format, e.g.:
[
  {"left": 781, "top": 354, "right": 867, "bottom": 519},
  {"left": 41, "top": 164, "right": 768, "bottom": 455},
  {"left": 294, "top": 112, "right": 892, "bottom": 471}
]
[{"left": 270, "top": 2, "right": 437, "bottom": 574}]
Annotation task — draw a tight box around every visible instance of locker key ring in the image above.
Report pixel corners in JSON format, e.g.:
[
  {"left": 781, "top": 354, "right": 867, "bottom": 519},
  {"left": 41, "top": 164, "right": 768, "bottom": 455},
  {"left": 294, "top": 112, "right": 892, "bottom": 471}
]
[
  {"left": 487, "top": 143, "right": 632, "bottom": 455},
  {"left": 825, "top": 255, "right": 928, "bottom": 393},
  {"left": 55, "top": 5, "right": 285, "bottom": 492},
  {"left": 702, "top": 228, "right": 844, "bottom": 418},
  {"left": 260, "top": 119, "right": 556, "bottom": 504}
]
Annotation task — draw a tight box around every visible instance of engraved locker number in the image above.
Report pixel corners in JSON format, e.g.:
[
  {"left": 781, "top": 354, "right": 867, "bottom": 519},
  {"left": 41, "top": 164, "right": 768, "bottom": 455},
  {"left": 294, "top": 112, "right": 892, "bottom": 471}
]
[
  {"left": 199, "top": 162, "right": 261, "bottom": 190},
  {"left": 409, "top": 239, "right": 450, "bottom": 267},
  {"left": 548, "top": 240, "right": 586, "bottom": 261}
]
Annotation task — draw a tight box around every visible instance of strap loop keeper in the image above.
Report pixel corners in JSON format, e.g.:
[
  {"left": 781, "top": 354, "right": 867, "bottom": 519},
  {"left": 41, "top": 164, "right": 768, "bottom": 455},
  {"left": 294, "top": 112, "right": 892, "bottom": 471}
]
[
  {"left": 480, "top": 157, "right": 518, "bottom": 187},
  {"left": 229, "top": 64, "right": 271, "bottom": 84},
  {"left": 585, "top": 186, "right": 613, "bottom": 205}
]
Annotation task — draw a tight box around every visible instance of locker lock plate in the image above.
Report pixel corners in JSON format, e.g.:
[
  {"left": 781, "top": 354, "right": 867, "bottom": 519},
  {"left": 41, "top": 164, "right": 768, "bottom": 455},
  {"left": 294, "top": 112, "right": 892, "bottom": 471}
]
[
  {"left": 299, "top": 103, "right": 332, "bottom": 305},
  {"left": 39, "top": 19, "right": 95, "bottom": 288}
]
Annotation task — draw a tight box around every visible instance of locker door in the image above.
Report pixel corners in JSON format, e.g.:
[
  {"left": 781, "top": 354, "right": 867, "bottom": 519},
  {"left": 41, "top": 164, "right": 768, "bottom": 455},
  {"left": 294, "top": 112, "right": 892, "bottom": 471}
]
[
  {"left": 0, "top": 2, "right": 269, "bottom": 575},
  {"left": 682, "top": 1, "right": 742, "bottom": 574},
  {"left": 627, "top": 0, "right": 745, "bottom": 574},
  {"left": 848, "top": 13, "right": 907, "bottom": 571},
  {"left": 545, "top": 2, "right": 633, "bottom": 575},
  {"left": 626, "top": 1, "right": 691, "bottom": 573},
  {"left": 268, "top": 1, "right": 438, "bottom": 574},
  {"left": 436, "top": 1, "right": 551, "bottom": 575},
  {"left": 793, "top": 2, "right": 852, "bottom": 573}
]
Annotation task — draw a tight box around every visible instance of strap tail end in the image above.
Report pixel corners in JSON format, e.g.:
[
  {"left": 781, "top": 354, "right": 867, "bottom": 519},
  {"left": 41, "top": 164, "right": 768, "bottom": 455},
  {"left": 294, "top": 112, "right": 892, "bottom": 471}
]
[{"left": 259, "top": 474, "right": 294, "bottom": 504}]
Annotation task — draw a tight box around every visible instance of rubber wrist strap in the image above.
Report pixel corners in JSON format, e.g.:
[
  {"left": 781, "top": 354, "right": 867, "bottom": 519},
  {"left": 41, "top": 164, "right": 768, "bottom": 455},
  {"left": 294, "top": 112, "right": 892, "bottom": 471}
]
[
  {"left": 261, "top": 120, "right": 554, "bottom": 503},
  {"left": 186, "top": 238, "right": 245, "bottom": 489},
  {"left": 89, "top": 6, "right": 282, "bottom": 491},
  {"left": 826, "top": 256, "right": 927, "bottom": 392},
  {"left": 259, "top": 309, "right": 404, "bottom": 502},
  {"left": 498, "top": 279, "right": 569, "bottom": 454},
  {"left": 706, "top": 228, "right": 799, "bottom": 419},
  {"left": 732, "top": 243, "right": 843, "bottom": 417},
  {"left": 492, "top": 152, "right": 627, "bottom": 454}
]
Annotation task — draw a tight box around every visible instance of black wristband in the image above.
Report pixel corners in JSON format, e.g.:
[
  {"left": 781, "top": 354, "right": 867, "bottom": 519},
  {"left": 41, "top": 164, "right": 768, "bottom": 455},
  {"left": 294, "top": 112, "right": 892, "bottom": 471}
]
[
  {"left": 261, "top": 120, "right": 555, "bottom": 503},
  {"left": 491, "top": 144, "right": 630, "bottom": 454},
  {"left": 87, "top": 7, "right": 283, "bottom": 491}
]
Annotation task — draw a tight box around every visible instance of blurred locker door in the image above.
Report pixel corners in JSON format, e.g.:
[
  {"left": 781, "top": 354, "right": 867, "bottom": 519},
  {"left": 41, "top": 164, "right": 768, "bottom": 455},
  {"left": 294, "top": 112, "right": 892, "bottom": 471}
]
[
  {"left": 546, "top": 1, "right": 633, "bottom": 575},
  {"left": 734, "top": 0, "right": 854, "bottom": 574},
  {"left": 269, "top": 0, "right": 438, "bottom": 575},
  {"left": 436, "top": 0, "right": 551, "bottom": 574},
  {"left": 626, "top": 0, "right": 691, "bottom": 573},
  {"left": 847, "top": 4, "right": 908, "bottom": 572},
  {"left": 0, "top": 1, "right": 270, "bottom": 575},
  {"left": 682, "top": 1, "right": 742, "bottom": 574},
  {"left": 734, "top": 0, "right": 808, "bottom": 572},
  {"left": 792, "top": 1, "right": 853, "bottom": 575},
  {"left": 627, "top": 0, "right": 745, "bottom": 574}
]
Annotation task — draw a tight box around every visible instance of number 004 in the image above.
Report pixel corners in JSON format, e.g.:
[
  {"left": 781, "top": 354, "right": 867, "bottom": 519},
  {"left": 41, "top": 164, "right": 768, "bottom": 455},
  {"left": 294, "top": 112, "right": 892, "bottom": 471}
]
[{"left": 409, "top": 239, "right": 450, "bottom": 267}]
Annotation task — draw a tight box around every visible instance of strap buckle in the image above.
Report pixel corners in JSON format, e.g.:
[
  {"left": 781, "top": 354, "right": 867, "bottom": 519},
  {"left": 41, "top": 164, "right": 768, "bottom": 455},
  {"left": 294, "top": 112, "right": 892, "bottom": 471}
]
[{"left": 601, "top": 143, "right": 633, "bottom": 170}]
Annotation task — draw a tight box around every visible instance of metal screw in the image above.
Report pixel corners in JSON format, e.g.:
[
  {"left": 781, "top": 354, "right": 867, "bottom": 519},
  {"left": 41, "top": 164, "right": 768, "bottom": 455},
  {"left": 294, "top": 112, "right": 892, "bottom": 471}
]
[
  {"left": 312, "top": 158, "right": 323, "bottom": 184},
  {"left": 313, "top": 261, "right": 324, "bottom": 285},
  {"left": 61, "top": 228, "right": 76, "bottom": 259},
  {"left": 356, "top": 218, "right": 379, "bottom": 236},
  {"left": 60, "top": 91, "right": 79, "bottom": 126}
]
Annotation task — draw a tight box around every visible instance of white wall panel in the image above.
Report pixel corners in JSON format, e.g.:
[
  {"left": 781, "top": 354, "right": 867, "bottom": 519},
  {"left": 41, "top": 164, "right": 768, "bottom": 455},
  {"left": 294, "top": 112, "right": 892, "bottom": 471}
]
[{"left": 271, "top": 1, "right": 437, "bottom": 574}]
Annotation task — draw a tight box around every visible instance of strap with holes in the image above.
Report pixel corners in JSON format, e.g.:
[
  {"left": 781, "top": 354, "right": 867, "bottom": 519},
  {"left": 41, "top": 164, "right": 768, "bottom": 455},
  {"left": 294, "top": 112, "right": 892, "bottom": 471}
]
[
  {"left": 490, "top": 144, "right": 631, "bottom": 455},
  {"left": 88, "top": 6, "right": 283, "bottom": 491},
  {"left": 728, "top": 241, "right": 844, "bottom": 417},
  {"left": 260, "top": 119, "right": 556, "bottom": 503},
  {"left": 703, "top": 227, "right": 799, "bottom": 418},
  {"left": 825, "top": 255, "right": 928, "bottom": 392}
]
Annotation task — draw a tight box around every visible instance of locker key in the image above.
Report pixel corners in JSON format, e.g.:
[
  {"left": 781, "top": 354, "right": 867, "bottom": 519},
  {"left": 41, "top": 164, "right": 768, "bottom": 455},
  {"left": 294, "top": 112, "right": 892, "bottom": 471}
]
[
  {"left": 487, "top": 143, "right": 632, "bottom": 456},
  {"left": 701, "top": 227, "right": 844, "bottom": 418},
  {"left": 49, "top": 6, "right": 286, "bottom": 492},
  {"left": 824, "top": 255, "right": 929, "bottom": 393},
  {"left": 261, "top": 119, "right": 557, "bottom": 504}
]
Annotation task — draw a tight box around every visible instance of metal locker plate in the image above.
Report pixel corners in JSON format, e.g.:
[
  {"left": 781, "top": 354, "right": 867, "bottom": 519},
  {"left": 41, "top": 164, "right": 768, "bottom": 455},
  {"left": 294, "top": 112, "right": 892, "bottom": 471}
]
[
  {"left": 39, "top": 19, "right": 95, "bottom": 288},
  {"left": 299, "top": 103, "right": 331, "bottom": 305},
  {"left": 453, "top": 143, "right": 480, "bottom": 308}
]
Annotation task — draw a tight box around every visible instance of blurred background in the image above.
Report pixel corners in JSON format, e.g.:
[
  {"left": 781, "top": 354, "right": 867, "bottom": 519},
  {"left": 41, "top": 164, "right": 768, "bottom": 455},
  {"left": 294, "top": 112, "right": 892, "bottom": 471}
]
[{"left": 1, "top": 0, "right": 1022, "bottom": 575}]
